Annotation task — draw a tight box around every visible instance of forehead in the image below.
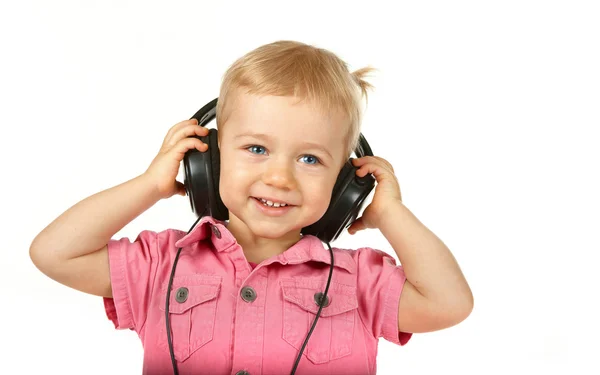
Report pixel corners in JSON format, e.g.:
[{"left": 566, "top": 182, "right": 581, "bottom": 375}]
[{"left": 224, "top": 91, "right": 349, "bottom": 148}]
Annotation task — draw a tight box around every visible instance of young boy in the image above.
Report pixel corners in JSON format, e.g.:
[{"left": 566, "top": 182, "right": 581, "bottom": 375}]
[{"left": 30, "top": 40, "right": 473, "bottom": 375}]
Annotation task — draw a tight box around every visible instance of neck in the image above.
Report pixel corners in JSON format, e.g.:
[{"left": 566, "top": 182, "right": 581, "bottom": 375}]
[{"left": 226, "top": 214, "right": 302, "bottom": 264}]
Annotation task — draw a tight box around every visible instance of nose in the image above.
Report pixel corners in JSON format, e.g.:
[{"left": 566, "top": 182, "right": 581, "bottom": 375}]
[{"left": 261, "top": 158, "right": 297, "bottom": 190}]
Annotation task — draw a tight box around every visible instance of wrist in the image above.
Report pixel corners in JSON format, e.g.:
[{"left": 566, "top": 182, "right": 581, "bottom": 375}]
[
  {"left": 136, "top": 172, "right": 169, "bottom": 201},
  {"left": 374, "top": 199, "right": 404, "bottom": 226}
]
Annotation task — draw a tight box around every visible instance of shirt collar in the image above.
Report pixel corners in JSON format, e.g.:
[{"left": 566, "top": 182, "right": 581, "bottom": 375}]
[
  {"left": 174, "top": 216, "right": 355, "bottom": 274},
  {"left": 275, "top": 235, "right": 355, "bottom": 274},
  {"left": 174, "top": 216, "right": 235, "bottom": 249}
]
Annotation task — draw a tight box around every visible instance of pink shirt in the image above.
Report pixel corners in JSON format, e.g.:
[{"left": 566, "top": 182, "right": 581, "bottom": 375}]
[{"left": 103, "top": 216, "right": 411, "bottom": 375}]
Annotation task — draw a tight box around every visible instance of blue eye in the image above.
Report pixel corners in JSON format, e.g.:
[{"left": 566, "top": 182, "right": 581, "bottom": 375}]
[
  {"left": 300, "top": 155, "right": 320, "bottom": 165},
  {"left": 247, "top": 145, "right": 266, "bottom": 154}
]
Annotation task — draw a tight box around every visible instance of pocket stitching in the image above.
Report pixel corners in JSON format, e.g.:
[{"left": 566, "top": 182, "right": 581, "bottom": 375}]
[
  {"left": 157, "top": 274, "right": 222, "bottom": 362},
  {"left": 281, "top": 278, "right": 357, "bottom": 364},
  {"left": 159, "top": 283, "right": 220, "bottom": 314}
]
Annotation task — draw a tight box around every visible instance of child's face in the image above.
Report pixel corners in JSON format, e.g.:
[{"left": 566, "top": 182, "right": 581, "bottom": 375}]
[{"left": 217, "top": 91, "right": 349, "bottom": 240}]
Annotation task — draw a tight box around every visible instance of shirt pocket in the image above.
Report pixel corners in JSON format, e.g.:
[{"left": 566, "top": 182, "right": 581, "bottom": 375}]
[
  {"left": 157, "top": 274, "right": 222, "bottom": 362},
  {"left": 281, "top": 277, "right": 358, "bottom": 364}
]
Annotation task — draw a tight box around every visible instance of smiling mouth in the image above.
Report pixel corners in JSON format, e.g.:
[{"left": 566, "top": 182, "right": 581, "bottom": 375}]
[{"left": 252, "top": 197, "right": 292, "bottom": 208}]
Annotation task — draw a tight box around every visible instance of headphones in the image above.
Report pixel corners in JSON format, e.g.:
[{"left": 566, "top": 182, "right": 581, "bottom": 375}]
[
  {"left": 166, "top": 97, "right": 376, "bottom": 375},
  {"left": 183, "top": 97, "right": 376, "bottom": 243}
]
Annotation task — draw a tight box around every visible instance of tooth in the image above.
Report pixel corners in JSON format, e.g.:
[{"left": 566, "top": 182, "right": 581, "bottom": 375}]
[
  {"left": 267, "top": 200, "right": 273, "bottom": 205},
  {"left": 273, "top": 202, "right": 280, "bottom": 207}
]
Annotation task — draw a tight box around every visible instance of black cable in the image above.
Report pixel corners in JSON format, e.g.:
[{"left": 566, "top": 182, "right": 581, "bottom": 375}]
[
  {"left": 289, "top": 241, "right": 334, "bottom": 375},
  {"left": 166, "top": 209, "right": 206, "bottom": 375}
]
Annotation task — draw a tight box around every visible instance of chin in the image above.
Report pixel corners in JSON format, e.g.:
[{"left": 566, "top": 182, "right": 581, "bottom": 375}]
[{"left": 246, "top": 220, "right": 303, "bottom": 239}]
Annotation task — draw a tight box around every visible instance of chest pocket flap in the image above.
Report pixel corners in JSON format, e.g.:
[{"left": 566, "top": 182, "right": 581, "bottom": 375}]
[
  {"left": 160, "top": 274, "right": 221, "bottom": 314},
  {"left": 280, "top": 278, "right": 357, "bottom": 317}
]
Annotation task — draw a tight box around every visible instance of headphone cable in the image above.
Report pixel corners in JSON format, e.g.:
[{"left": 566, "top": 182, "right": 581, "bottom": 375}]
[
  {"left": 166, "top": 208, "right": 206, "bottom": 375},
  {"left": 166, "top": 209, "right": 335, "bottom": 375},
  {"left": 290, "top": 241, "right": 334, "bottom": 375}
]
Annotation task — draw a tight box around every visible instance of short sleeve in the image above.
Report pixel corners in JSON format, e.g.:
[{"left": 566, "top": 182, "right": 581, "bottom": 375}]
[
  {"left": 103, "top": 230, "right": 159, "bottom": 332},
  {"left": 355, "top": 247, "right": 412, "bottom": 346}
]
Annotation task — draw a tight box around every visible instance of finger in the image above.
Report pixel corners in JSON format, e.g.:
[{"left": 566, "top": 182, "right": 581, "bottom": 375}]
[
  {"left": 378, "top": 157, "right": 395, "bottom": 173},
  {"left": 163, "top": 119, "right": 199, "bottom": 148},
  {"left": 175, "top": 181, "right": 187, "bottom": 196},
  {"left": 165, "top": 119, "right": 197, "bottom": 140},
  {"left": 356, "top": 162, "right": 397, "bottom": 183},
  {"left": 353, "top": 156, "right": 394, "bottom": 173},
  {"left": 167, "top": 137, "right": 208, "bottom": 161},
  {"left": 165, "top": 124, "right": 209, "bottom": 150},
  {"left": 354, "top": 157, "right": 393, "bottom": 176},
  {"left": 351, "top": 156, "right": 372, "bottom": 167},
  {"left": 348, "top": 218, "right": 366, "bottom": 235},
  {"left": 352, "top": 156, "right": 388, "bottom": 169}
]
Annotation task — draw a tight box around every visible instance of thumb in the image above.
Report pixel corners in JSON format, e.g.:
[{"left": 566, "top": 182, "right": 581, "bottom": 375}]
[
  {"left": 175, "top": 181, "right": 187, "bottom": 196},
  {"left": 348, "top": 217, "right": 366, "bottom": 235}
]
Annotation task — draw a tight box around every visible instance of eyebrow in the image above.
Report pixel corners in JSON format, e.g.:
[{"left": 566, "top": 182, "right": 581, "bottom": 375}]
[{"left": 233, "top": 132, "right": 333, "bottom": 160}]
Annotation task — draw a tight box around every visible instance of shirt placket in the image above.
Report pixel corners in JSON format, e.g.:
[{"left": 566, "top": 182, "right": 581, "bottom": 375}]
[{"left": 229, "top": 249, "right": 269, "bottom": 375}]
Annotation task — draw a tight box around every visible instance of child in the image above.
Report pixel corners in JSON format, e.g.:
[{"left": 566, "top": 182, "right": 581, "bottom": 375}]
[{"left": 30, "top": 40, "right": 473, "bottom": 375}]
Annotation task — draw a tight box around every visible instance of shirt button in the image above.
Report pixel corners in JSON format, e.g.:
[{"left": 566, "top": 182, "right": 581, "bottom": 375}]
[
  {"left": 211, "top": 224, "right": 222, "bottom": 239},
  {"left": 235, "top": 371, "right": 249, "bottom": 375},
  {"left": 314, "top": 292, "right": 330, "bottom": 307},
  {"left": 240, "top": 286, "right": 257, "bottom": 302},
  {"left": 175, "top": 287, "right": 189, "bottom": 303}
]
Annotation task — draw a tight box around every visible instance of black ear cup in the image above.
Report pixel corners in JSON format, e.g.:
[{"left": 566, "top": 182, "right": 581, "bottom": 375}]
[
  {"left": 206, "top": 129, "right": 228, "bottom": 220},
  {"left": 184, "top": 98, "right": 376, "bottom": 243},
  {"left": 183, "top": 128, "right": 228, "bottom": 221}
]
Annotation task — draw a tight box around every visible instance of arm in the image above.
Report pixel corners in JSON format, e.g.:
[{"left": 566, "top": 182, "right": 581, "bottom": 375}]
[
  {"left": 348, "top": 156, "right": 473, "bottom": 334},
  {"left": 29, "top": 119, "right": 208, "bottom": 298},
  {"left": 378, "top": 201, "right": 474, "bottom": 333},
  {"left": 29, "top": 174, "right": 163, "bottom": 297}
]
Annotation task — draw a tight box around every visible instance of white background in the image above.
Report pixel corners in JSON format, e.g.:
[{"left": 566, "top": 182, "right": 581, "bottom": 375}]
[{"left": 1, "top": 0, "right": 597, "bottom": 374}]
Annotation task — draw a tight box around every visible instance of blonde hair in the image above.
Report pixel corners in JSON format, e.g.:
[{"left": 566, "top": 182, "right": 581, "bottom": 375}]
[{"left": 216, "top": 40, "right": 375, "bottom": 159}]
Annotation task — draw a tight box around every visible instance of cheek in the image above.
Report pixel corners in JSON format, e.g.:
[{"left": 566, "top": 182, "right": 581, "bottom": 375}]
[
  {"left": 218, "top": 151, "right": 249, "bottom": 197},
  {"left": 219, "top": 148, "right": 246, "bottom": 177},
  {"left": 303, "top": 174, "right": 337, "bottom": 204}
]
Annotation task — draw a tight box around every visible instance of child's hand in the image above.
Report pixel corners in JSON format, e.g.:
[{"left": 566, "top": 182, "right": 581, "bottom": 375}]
[
  {"left": 347, "top": 156, "right": 403, "bottom": 234},
  {"left": 144, "top": 119, "right": 209, "bottom": 199}
]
